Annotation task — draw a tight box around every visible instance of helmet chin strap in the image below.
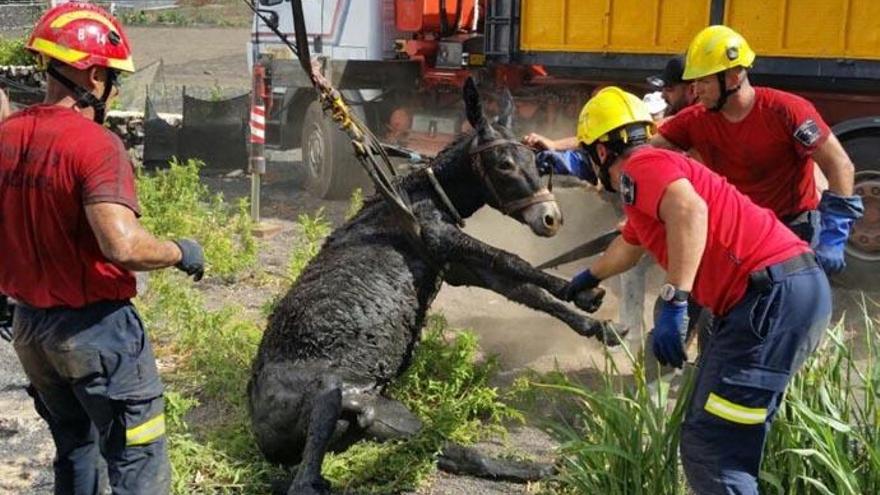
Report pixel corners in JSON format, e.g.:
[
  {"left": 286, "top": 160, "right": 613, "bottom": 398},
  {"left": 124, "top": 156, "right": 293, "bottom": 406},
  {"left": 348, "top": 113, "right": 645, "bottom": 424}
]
[
  {"left": 585, "top": 145, "right": 619, "bottom": 193},
  {"left": 47, "top": 63, "right": 116, "bottom": 124},
  {"left": 709, "top": 71, "right": 741, "bottom": 113}
]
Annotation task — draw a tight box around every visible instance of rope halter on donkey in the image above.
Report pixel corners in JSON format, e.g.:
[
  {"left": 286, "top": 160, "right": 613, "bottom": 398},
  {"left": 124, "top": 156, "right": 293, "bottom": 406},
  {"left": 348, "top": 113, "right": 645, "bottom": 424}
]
[{"left": 469, "top": 138, "right": 557, "bottom": 217}]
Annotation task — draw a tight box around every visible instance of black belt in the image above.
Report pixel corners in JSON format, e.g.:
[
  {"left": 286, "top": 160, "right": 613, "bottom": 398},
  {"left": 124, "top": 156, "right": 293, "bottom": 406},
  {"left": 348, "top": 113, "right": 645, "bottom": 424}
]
[{"left": 748, "top": 252, "right": 818, "bottom": 292}]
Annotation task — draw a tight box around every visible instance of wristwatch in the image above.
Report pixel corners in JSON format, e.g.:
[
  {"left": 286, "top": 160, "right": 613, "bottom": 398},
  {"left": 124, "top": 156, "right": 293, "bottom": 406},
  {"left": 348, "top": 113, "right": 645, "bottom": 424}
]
[{"left": 660, "top": 283, "right": 690, "bottom": 303}]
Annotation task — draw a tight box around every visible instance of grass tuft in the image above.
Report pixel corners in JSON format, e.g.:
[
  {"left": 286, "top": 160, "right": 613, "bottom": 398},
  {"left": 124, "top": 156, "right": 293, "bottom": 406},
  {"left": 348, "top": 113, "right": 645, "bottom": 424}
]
[
  {"left": 0, "top": 38, "right": 36, "bottom": 66},
  {"left": 137, "top": 157, "right": 257, "bottom": 280},
  {"left": 286, "top": 208, "right": 332, "bottom": 282}
]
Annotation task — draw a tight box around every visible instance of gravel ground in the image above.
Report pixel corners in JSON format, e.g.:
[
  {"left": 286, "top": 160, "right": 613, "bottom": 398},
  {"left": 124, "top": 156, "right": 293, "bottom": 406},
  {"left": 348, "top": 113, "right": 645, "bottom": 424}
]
[{"left": 0, "top": 343, "right": 53, "bottom": 494}]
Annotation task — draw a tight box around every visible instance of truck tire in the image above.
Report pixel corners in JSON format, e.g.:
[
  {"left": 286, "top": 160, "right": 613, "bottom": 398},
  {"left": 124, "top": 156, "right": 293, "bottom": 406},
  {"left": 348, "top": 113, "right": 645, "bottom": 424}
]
[
  {"left": 833, "top": 133, "right": 880, "bottom": 291},
  {"left": 301, "top": 100, "right": 367, "bottom": 200}
]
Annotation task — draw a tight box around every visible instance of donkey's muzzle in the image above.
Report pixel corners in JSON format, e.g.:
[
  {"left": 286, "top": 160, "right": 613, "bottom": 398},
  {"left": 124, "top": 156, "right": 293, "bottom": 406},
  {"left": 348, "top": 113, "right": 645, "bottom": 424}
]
[{"left": 521, "top": 193, "right": 562, "bottom": 237}]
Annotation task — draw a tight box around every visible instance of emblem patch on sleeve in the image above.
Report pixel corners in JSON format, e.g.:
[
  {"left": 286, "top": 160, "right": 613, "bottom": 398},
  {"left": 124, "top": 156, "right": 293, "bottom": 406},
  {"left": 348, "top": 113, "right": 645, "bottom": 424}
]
[
  {"left": 620, "top": 173, "right": 636, "bottom": 205},
  {"left": 793, "top": 119, "right": 822, "bottom": 147}
]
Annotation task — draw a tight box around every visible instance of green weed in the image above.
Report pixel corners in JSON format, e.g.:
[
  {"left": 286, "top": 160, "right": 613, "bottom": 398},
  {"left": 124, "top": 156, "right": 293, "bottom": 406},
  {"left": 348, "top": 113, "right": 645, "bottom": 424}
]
[
  {"left": 138, "top": 270, "right": 277, "bottom": 494},
  {"left": 536, "top": 312, "right": 880, "bottom": 495},
  {"left": 120, "top": 10, "right": 149, "bottom": 26},
  {"left": 286, "top": 209, "right": 332, "bottom": 281},
  {"left": 346, "top": 187, "right": 364, "bottom": 220},
  {"left": 760, "top": 311, "right": 880, "bottom": 494},
  {"left": 137, "top": 157, "right": 257, "bottom": 280},
  {"left": 523, "top": 343, "right": 692, "bottom": 495},
  {"left": 0, "top": 38, "right": 36, "bottom": 66}
]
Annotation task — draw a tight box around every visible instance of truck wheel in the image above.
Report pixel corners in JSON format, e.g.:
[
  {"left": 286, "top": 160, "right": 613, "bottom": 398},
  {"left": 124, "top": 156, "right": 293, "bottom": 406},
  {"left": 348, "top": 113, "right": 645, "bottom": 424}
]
[
  {"left": 833, "top": 133, "right": 880, "bottom": 291},
  {"left": 302, "top": 100, "right": 367, "bottom": 200}
]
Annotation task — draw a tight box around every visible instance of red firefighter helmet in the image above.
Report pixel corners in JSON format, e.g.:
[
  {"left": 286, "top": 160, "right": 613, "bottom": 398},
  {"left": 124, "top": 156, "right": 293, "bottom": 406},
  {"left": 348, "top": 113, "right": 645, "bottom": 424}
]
[{"left": 27, "top": 2, "right": 134, "bottom": 73}]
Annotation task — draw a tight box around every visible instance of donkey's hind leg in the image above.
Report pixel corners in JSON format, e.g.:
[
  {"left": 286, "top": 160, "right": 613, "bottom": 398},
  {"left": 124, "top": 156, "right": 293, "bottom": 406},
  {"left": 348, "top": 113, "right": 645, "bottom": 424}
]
[
  {"left": 354, "top": 395, "right": 423, "bottom": 442},
  {"left": 288, "top": 374, "right": 343, "bottom": 495}
]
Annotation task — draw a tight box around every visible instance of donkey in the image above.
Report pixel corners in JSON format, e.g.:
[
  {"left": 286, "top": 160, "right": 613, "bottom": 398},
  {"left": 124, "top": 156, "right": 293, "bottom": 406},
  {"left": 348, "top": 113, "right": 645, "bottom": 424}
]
[{"left": 248, "top": 78, "right": 624, "bottom": 495}]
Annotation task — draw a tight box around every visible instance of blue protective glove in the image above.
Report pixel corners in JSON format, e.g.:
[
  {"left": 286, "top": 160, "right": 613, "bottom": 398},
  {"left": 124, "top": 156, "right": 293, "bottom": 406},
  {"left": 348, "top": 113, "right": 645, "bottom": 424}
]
[
  {"left": 816, "top": 191, "right": 864, "bottom": 275},
  {"left": 564, "top": 269, "right": 605, "bottom": 313},
  {"left": 651, "top": 299, "right": 689, "bottom": 368},
  {"left": 536, "top": 150, "right": 598, "bottom": 184},
  {"left": 564, "top": 269, "right": 601, "bottom": 301}
]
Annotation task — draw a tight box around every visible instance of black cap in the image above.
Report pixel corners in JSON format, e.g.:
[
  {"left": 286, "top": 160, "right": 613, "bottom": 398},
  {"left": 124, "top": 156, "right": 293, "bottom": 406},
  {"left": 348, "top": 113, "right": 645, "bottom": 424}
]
[{"left": 647, "top": 56, "right": 685, "bottom": 89}]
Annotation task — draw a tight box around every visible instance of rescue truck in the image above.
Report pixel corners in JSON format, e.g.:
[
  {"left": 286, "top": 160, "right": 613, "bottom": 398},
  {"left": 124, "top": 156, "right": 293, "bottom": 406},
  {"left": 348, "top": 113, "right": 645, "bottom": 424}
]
[{"left": 249, "top": 0, "right": 880, "bottom": 289}]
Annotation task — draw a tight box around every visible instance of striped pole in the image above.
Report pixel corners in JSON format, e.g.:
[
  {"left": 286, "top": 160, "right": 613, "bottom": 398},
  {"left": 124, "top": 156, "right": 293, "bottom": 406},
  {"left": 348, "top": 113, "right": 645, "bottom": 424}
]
[{"left": 249, "top": 63, "right": 268, "bottom": 223}]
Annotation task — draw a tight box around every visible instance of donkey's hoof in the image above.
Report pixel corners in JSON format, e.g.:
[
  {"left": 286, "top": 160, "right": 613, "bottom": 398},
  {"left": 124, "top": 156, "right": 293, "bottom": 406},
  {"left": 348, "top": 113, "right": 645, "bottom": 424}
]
[
  {"left": 288, "top": 476, "right": 331, "bottom": 495},
  {"left": 597, "top": 321, "right": 629, "bottom": 346}
]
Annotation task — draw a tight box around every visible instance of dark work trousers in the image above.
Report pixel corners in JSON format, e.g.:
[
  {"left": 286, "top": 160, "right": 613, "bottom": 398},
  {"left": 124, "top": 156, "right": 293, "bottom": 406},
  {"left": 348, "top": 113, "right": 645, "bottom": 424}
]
[
  {"left": 687, "top": 210, "right": 821, "bottom": 354},
  {"left": 12, "top": 300, "right": 170, "bottom": 495},
  {"left": 680, "top": 254, "right": 831, "bottom": 494}
]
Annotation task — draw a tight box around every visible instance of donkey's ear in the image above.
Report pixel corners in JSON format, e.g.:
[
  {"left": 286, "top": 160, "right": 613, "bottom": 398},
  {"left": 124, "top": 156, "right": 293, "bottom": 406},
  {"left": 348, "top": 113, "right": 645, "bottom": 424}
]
[
  {"left": 463, "top": 77, "right": 487, "bottom": 130},
  {"left": 497, "top": 89, "right": 515, "bottom": 129}
]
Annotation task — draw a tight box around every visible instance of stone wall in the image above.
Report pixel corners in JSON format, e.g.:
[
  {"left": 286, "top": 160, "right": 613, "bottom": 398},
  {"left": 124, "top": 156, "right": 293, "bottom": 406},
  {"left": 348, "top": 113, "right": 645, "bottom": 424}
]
[{"left": 0, "top": 2, "right": 43, "bottom": 32}]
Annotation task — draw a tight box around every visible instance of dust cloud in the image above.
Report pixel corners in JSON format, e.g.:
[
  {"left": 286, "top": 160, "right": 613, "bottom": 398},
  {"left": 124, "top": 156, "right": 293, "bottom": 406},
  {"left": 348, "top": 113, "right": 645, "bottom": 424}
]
[{"left": 432, "top": 187, "right": 664, "bottom": 375}]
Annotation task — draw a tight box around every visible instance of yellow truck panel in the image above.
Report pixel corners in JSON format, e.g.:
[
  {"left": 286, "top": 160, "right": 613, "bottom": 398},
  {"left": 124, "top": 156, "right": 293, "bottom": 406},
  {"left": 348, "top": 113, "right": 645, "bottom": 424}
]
[
  {"left": 519, "top": 0, "right": 880, "bottom": 61},
  {"left": 725, "top": 0, "right": 880, "bottom": 60},
  {"left": 520, "top": 0, "right": 710, "bottom": 54}
]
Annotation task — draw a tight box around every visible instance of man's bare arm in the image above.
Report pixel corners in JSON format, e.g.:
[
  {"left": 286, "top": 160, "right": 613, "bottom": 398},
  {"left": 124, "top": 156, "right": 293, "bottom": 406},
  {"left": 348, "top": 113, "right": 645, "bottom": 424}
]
[
  {"left": 85, "top": 202, "right": 182, "bottom": 271},
  {"left": 658, "top": 179, "right": 708, "bottom": 291},
  {"left": 813, "top": 133, "right": 855, "bottom": 196},
  {"left": 589, "top": 235, "right": 646, "bottom": 280},
  {"left": 523, "top": 133, "right": 579, "bottom": 151}
]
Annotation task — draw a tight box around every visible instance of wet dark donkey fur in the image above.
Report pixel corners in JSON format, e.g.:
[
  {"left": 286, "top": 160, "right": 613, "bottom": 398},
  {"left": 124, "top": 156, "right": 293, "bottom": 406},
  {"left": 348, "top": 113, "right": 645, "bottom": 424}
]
[{"left": 248, "top": 79, "right": 624, "bottom": 495}]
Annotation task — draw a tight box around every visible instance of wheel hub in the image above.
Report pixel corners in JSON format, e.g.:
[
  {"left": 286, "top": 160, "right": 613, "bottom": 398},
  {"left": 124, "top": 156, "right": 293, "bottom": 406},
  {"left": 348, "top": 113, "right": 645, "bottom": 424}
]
[
  {"left": 307, "top": 123, "right": 325, "bottom": 178},
  {"left": 848, "top": 171, "right": 880, "bottom": 260}
]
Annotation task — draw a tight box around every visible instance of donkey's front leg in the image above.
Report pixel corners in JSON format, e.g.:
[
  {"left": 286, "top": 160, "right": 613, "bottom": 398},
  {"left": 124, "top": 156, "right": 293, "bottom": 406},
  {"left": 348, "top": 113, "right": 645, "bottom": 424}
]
[
  {"left": 427, "top": 225, "right": 603, "bottom": 313},
  {"left": 425, "top": 224, "right": 569, "bottom": 299},
  {"left": 446, "top": 262, "right": 626, "bottom": 345}
]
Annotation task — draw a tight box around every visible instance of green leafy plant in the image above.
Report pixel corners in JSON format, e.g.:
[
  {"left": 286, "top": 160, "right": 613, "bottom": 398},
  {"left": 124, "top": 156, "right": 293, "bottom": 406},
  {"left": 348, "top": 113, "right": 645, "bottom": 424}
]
[
  {"left": 286, "top": 208, "right": 332, "bottom": 281},
  {"left": 346, "top": 187, "right": 364, "bottom": 220},
  {"left": 0, "top": 37, "right": 36, "bottom": 66},
  {"left": 137, "top": 157, "right": 257, "bottom": 280},
  {"left": 120, "top": 10, "right": 149, "bottom": 26},
  {"left": 137, "top": 270, "right": 278, "bottom": 494},
  {"left": 524, "top": 342, "right": 692, "bottom": 495},
  {"left": 209, "top": 81, "right": 224, "bottom": 102}
]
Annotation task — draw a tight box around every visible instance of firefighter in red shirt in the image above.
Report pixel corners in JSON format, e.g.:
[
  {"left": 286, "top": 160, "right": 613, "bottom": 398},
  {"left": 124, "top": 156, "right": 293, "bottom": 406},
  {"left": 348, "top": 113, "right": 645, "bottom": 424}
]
[
  {"left": 653, "top": 25, "right": 863, "bottom": 275},
  {"left": 564, "top": 87, "right": 831, "bottom": 494},
  {"left": 0, "top": 4, "right": 204, "bottom": 494}
]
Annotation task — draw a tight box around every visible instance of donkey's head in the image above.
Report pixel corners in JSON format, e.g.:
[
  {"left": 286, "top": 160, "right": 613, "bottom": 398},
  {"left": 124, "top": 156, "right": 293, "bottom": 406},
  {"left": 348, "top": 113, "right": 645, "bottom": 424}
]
[{"left": 463, "top": 78, "right": 562, "bottom": 237}]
